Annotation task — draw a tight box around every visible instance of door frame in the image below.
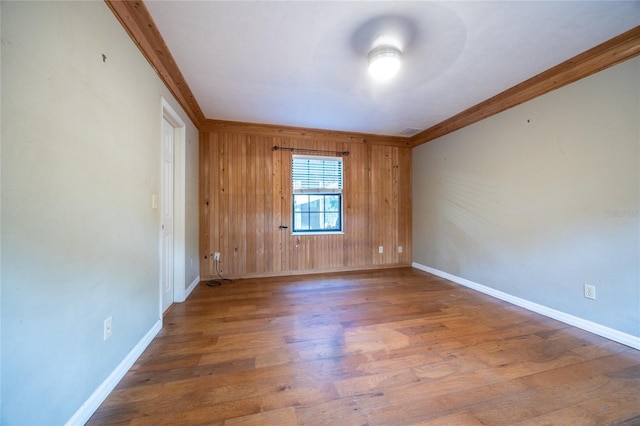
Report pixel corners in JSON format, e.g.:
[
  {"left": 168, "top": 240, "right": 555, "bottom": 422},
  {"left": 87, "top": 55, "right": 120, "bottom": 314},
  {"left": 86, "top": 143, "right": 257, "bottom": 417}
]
[{"left": 160, "top": 97, "right": 187, "bottom": 317}]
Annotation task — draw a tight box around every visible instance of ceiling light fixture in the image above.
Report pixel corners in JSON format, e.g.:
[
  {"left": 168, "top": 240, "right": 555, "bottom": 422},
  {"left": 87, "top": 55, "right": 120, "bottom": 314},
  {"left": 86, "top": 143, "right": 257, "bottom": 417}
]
[{"left": 368, "top": 45, "right": 402, "bottom": 81}]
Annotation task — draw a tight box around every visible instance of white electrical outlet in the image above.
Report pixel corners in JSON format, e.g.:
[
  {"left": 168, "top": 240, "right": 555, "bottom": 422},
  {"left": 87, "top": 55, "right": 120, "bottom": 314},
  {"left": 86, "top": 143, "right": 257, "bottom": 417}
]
[
  {"left": 398, "top": 246, "right": 403, "bottom": 253},
  {"left": 104, "top": 316, "right": 112, "bottom": 340},
  {"left": 584, "top": 284, "right": 596, "bottom": 300},
  {"left": 214, "top": 252, "right": 220, "bottom": 261}
]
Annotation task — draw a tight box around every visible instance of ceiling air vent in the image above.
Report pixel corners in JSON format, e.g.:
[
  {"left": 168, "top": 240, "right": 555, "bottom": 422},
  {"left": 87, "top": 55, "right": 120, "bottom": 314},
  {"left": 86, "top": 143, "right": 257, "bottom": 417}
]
[{"left": 398, "top": 127, "right": 422, "bottom": 137}]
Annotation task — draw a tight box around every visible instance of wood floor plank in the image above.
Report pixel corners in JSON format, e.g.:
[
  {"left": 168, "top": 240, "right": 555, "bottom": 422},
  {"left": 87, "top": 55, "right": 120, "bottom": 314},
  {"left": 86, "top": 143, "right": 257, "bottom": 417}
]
[
  {"left": 334, "top": 368, "right": 419, "bottom": 398},
  {"left": 516, "top": 385, "right": 640, "bottom": 425},
  {"left": 224, "top": 407, "right": 298, "bottom": 426},
  {"left": 369, "top": 379, "right": 529, "bottom": 425},
  {"left": 295, "top": 393, "right": 384, "bottom": 426},
  {"left": 411, "top": 411, "right": 485, "bottom": 426},
  {"left": 88, "top": 268, "right": 640, "bottom": 425}
]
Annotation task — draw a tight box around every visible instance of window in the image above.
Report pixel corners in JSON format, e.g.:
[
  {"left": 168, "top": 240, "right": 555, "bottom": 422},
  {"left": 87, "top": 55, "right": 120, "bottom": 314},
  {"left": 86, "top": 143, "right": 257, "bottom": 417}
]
[{"left": 292, "top": 155, "right": 343, "bottom": 233}]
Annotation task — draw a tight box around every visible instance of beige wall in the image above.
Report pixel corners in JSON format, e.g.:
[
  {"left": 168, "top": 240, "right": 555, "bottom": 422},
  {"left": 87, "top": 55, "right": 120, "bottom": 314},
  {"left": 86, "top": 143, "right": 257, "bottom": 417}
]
[
  {"left": 1, "top": 1, "right": 198, "bottom": 423},
  {"left": 413, "top": 57, "right": 640, "bottom": 338}
]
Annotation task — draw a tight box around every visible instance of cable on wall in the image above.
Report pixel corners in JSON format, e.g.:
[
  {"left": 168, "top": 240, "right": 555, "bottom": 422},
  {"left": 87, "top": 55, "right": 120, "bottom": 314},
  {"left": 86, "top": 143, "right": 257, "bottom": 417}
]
[
  {"left": 273, "top": 146, "right": 350, "bottom": 156},
  {"left": 205, "top": 257, "right": 231, "bottom": 287}
]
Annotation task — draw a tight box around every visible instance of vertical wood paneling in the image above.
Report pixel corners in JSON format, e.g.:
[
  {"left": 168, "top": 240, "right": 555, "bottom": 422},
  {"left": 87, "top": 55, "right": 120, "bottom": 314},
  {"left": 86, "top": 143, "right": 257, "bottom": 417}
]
[
  {"left": 344, "top": 142, "right": 369, "bottom": 268},
  {"left": 199, "top": 132, "right": 211, "bottom": 277},
  {"left": 245, "top": 136, "right": 257, "bottom": 274},
  {"left": 278, "top": 138, "right": 292, "bottom": 272},
  {"left": 398, "top": 146, "right": 412, "bottom": 264},
  {"left": 200, "top": 126, "right": 411, "bottom": 279},
  {"left": 272, "top": 139, "right": 283, "bottom": 272}
]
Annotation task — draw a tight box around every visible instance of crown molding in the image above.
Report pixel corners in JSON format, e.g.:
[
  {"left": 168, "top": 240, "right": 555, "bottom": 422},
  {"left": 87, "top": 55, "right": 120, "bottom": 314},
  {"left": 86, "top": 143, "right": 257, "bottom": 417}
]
[
  {"left": 105, "top": 0, "right": 205, "bottom": 128},
  {"left": 410, "top": 25, "right": 640, "bottom": 147}
]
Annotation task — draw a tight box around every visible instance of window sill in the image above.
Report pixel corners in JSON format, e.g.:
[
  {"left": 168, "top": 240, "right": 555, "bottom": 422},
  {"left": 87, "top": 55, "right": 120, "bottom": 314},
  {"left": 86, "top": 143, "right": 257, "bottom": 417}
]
[{"left": 291, "top": 231, "right": 345, "bottom": 236}]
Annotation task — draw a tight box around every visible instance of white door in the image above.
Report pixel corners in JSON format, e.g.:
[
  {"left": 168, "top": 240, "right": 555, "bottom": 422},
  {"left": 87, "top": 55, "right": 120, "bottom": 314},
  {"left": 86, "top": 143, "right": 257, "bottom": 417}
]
[{"left": 161, "top": 117, "right": 175, "bottom": 313}]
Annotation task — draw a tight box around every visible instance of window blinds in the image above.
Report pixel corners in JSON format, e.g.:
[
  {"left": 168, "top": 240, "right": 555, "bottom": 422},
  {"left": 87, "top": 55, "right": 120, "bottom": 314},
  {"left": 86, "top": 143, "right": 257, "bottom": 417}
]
[{"left": 292, "top": 155, "right": 343, "bottom": 193}]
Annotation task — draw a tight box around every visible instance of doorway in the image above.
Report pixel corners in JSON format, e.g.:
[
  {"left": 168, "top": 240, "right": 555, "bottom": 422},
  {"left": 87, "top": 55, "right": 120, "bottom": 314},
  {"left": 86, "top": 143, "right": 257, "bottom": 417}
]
[
  {"left": 160, "top": 116, "right": 174, "bottom": 313},
  {"left": 160, "top": 98, "right": 187, "bottom": 315}
]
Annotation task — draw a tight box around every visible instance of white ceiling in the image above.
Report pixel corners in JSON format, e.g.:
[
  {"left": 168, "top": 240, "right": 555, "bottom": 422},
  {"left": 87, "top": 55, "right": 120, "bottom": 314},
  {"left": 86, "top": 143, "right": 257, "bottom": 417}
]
[{"left": 145, "top": 1, "right": 640, "bottom": 137}]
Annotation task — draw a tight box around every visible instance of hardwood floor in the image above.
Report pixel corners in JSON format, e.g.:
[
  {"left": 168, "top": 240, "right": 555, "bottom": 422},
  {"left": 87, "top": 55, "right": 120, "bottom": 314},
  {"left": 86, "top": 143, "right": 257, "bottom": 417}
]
[{"left": 88, "top": 268, "right": 640, "bottom": 425}]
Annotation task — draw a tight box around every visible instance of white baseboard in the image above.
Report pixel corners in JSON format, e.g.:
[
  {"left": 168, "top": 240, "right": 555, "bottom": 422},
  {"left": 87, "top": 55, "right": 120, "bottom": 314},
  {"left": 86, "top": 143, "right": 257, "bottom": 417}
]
[
  {"left": 185, "top": 275, "right": 200, "bottom": 299},
  {"left": 412, "top": 262, "right": 640, "bottom": 351},
  {"left": 66, "top": 320, "right": 163, "bottom": 426}
]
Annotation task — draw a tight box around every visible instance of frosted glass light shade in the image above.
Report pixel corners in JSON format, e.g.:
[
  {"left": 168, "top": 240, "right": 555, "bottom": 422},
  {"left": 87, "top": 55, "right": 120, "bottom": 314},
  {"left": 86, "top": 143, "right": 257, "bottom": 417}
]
[{"left": 368, "top": 45, "right": 402, "bottom": 80}]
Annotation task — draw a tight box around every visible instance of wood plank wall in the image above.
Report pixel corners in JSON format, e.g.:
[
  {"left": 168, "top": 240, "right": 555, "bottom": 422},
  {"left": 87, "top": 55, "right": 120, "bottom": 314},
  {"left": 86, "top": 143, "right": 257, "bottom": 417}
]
[{"left": 200, "top": 122, "right": 412, "bottom": 279}]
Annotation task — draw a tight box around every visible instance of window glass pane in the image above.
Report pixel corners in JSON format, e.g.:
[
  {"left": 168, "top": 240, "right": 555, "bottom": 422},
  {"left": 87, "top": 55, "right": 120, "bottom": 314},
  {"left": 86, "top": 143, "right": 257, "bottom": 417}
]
[
  {"left": 294, "top": 208, "right": 309, "bottom": 230},
  {"left": 294, "top": 195, "right": 309, "bottom": 212},
  {"left": 297, "top": 216, "right": 310, "bottom": 230},
  {"left": 325, "top": 195, "right": 340, "bottom": 212},
  {"left": 308, "top": 194, "right": 322, "bottom": 212},
  {"left": 324, "top": 213, "right": 340, "bottom": 230},
  {"left": 309, "top": 213, "right": 321, "bottom": 230}
]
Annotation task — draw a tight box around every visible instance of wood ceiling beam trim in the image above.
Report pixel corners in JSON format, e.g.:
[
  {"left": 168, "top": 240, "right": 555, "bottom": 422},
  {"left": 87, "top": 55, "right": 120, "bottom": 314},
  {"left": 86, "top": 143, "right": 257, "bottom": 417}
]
[
  {"left": 410, "top": 25, "right": 640, "bottom": 147},
  {"left": 202, "top": 119, "right": 412, "bottom": 148},
  {"left": 105, "top": 0, "right": 205, "bottom": 128}
]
